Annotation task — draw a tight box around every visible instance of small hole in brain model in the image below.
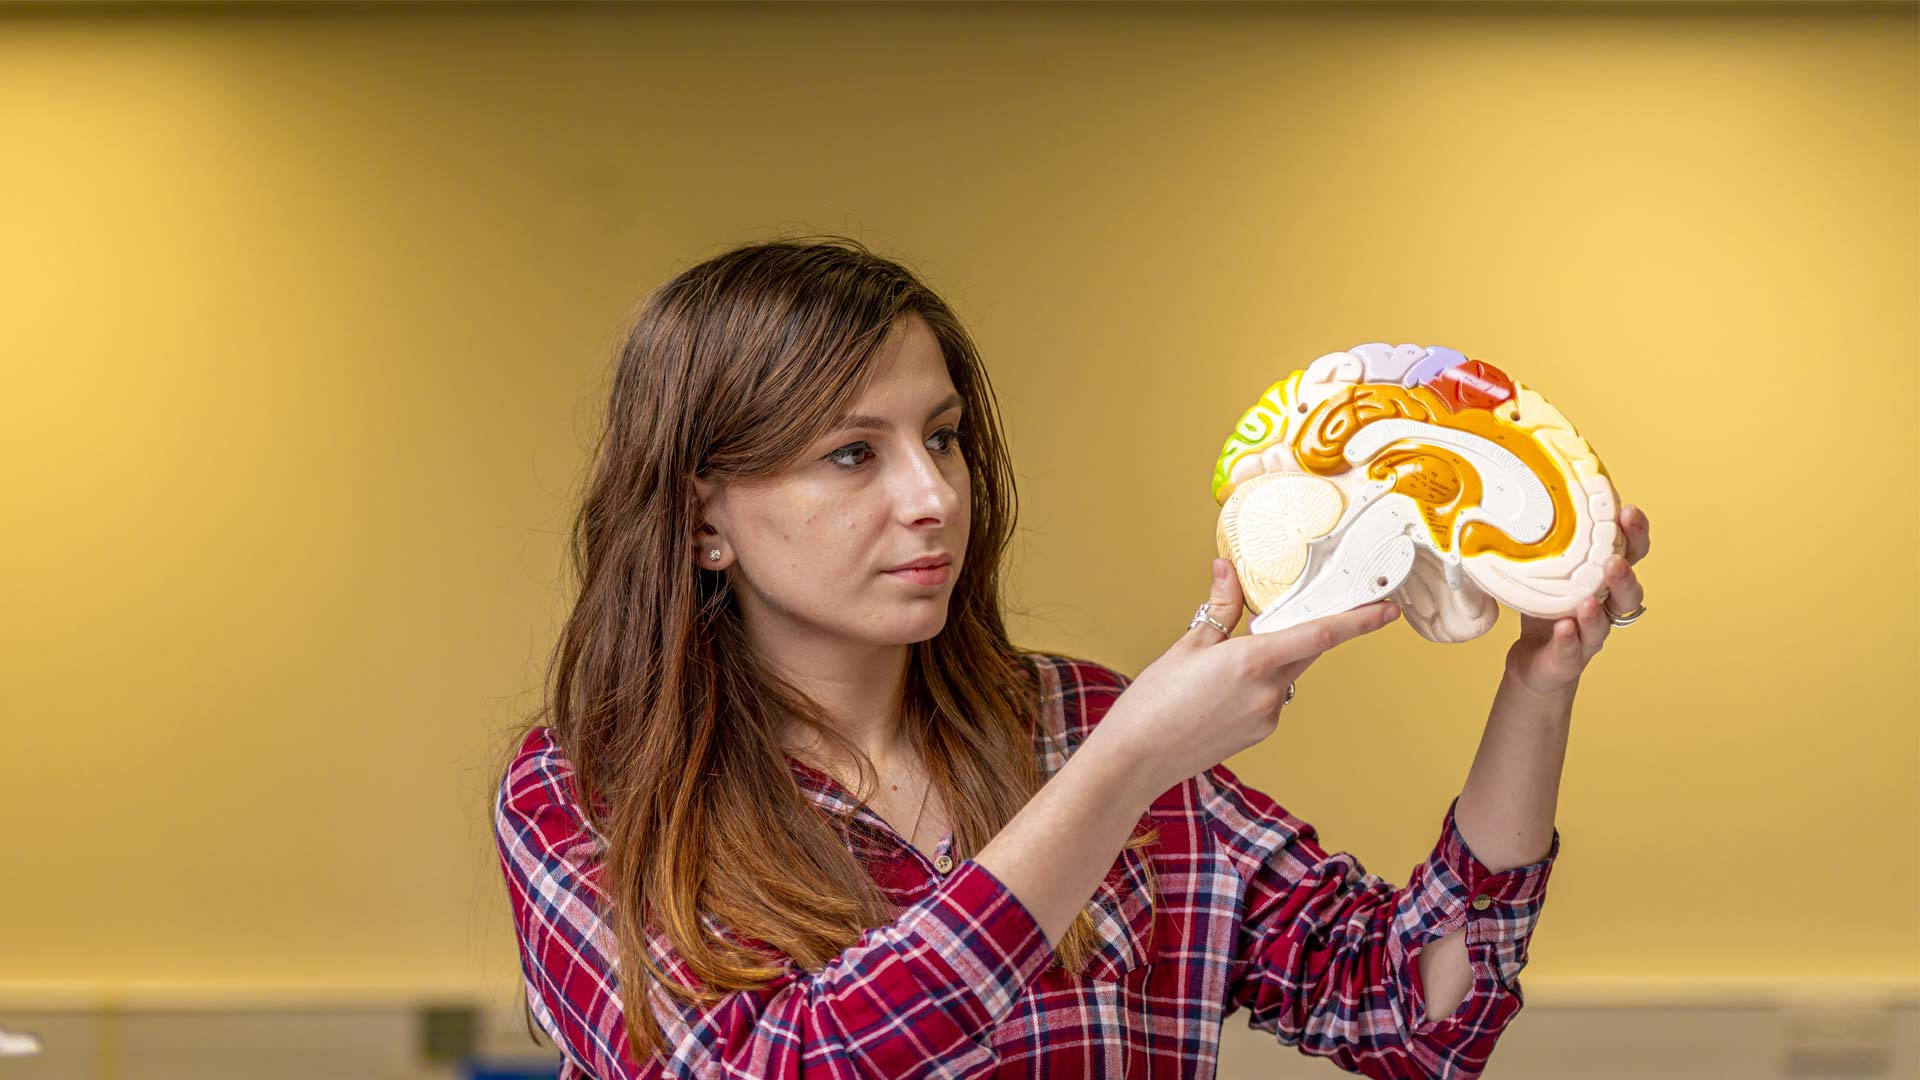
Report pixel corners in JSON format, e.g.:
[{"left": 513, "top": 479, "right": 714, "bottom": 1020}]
[
  {"left": 1297, "top": 403, "right": 1307, "bottom": 413},
  {"left": 1510, "top": 411, "right": 1521, "bottom": 421},
  {"left": 1376, "top": 576, "right": 1388, "bottom": 588}
]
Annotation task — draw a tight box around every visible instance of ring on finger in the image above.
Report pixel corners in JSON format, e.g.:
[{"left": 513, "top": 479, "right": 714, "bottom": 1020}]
[
  {"left": 1600, "top": 597, "right": 1646, "bottom": 627},
  {"left": 1189, "top": 602, "right": 1230, "bottom": 635}
]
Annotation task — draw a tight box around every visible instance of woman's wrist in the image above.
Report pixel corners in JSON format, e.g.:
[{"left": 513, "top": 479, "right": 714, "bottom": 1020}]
[
  {"left": 972, "top": 725, "right": 1163, "bottom": 948},
  {"left": 1071, "top": 721, "right": 1176, "bottom": 814},
  {"left": 1498, "top": 656, "right": 1581, "bottom": 710}
]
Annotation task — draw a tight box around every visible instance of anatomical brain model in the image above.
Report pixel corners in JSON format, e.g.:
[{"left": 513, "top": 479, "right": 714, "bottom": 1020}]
[{"left": 1212, "top": 342, "right": 1625, "bottom": 644}]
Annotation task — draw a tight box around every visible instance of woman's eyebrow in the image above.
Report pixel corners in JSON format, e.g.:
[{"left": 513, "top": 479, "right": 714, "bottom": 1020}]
[{"left": 830, "top": 391, "right": 964, "bottom": 434}]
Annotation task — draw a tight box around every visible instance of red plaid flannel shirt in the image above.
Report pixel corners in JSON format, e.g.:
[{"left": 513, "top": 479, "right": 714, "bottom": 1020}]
[{"left": 493, "top": 651, "right": 1559, "bottom": 1079}]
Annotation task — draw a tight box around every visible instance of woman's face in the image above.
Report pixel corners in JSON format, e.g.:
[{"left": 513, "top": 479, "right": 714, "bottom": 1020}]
[{"left": 692, "top": 314, "right": 970, "bottom": 657}]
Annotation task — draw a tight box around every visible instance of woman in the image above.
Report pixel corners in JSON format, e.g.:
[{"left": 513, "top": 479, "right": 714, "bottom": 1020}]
[{"left": 492, "top": 236, "right": 1652, "bottom": 1080}]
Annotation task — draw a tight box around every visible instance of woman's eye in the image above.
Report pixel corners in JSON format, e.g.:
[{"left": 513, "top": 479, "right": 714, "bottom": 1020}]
[
  {"left": 825, "top": 442, "right": 872, "bottom": 468},
  {"left": 824, "top": 426, "right": 965, "bottom": 470}
]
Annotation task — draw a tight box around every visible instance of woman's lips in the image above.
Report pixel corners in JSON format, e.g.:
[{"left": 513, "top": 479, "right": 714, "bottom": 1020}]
[{"left": 884, "top": 564, "right": 951, "bottom": 586}]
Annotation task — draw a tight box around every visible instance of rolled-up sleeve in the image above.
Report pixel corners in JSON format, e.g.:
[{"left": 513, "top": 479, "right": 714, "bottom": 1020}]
[
  {"left": 493, "top": 729, "right": 1053, "bottom": 1079},
  {"left": 1200, "top": 763, "right": 1559, "bottom": 1080}
]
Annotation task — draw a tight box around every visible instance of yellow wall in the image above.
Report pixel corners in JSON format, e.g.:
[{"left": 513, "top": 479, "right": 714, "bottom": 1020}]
[{"left": 1, "top": 2, "right": 1913, "bottom": 1014}]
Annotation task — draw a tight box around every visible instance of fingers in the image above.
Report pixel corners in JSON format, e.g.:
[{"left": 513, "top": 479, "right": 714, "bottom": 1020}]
[
  {"left": 1620, "top": 503, "right": 1651, "bottom": 564},
  {"left": 1184, "top": 558, "right": 1245, "bottom": 646},
  {"left": 1234, "top": 598, "right": 1400, "bottom": 669},
  {"left": 1602, "top": 503, "right": 1649, "bottom": 620},
  {"left": 1600, "top": 555, "right": 1644, "bottom": 614},
  {"left": 1573, "top": 595, "right": 1610, "bottom": 657}
]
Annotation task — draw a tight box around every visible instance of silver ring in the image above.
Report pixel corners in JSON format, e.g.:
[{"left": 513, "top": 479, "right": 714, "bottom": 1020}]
[
  {"left": 1602, "top": 598, "right": 1646, "bottom": 628},
  {"left": 1189, "top": 602, "right": 1230, "bottom": 635}
]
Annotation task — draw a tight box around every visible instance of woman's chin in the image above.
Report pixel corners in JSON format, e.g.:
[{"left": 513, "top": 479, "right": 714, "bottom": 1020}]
[{"left": 877, "top": 607, "right": 951, "bottom": 645}]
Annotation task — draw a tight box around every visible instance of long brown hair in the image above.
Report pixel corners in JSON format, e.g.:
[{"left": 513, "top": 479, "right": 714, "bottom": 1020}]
[{"left": 515, "top": 235, "right": 1155, "bottom": 1064}]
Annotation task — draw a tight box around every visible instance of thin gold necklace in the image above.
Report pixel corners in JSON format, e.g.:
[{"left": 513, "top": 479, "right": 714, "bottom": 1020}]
[{"left": 905, "top": 766, "right": 935, "bottom": 851}]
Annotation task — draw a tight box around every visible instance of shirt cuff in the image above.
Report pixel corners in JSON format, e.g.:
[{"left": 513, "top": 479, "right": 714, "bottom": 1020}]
[
  {"left": 1394, "top": 796, "right": 1562, "bottom": 1044},
  {"left": 911, "top": 859, "right": 1055, "bottom": 1026},
  {"left": 1426, "top": 794, "right": 1559, "bottom": 948}
]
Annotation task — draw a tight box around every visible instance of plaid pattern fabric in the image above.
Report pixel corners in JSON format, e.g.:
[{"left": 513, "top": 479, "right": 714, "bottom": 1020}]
[{"left": 494, "top": 651, "right": 1560, "bottom": 1079}]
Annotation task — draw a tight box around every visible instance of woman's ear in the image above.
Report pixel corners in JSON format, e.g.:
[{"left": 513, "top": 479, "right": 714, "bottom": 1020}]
[
  {"left": 691, "top": 475, "right": 728, "bottom": 570},
  {"left": 692, "top": 522, "right": 729, "bottom": 571}
]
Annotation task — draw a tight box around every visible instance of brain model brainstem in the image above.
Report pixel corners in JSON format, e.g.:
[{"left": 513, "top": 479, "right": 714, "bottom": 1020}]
[{"left": 1211, "top": 342, "right": 1626, "bottom": 644}]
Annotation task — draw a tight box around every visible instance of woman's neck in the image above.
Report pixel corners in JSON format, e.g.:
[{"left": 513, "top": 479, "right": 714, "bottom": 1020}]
[{"left": 759, "top": 632, "right": 917, "bottom": 772}]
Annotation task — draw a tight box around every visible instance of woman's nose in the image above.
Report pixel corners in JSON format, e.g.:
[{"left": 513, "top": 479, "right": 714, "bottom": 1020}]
[{"left": 899, "top": 447, "right": 963, "bottom": 521}]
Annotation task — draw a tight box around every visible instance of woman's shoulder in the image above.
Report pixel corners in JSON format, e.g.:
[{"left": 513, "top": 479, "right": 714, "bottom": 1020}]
[
  {"left": 498, "top": 725, "right": 570, "bottom": 805},
  {"left": 1013, "top": 649, "right": 1134, "bottom": 758},
  {"left": 494, "top": 726, "right": 606, "bottom": 861}
]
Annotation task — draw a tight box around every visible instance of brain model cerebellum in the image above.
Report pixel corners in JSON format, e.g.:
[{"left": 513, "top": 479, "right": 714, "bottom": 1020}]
[{"left": 1211, "top": 343, "right": 1626, "bottom": 644}]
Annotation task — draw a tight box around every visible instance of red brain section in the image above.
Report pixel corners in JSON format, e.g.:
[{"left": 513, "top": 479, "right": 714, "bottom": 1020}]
[{"left": 1428, "top": 359, "right": 1515, "bottom": 413}]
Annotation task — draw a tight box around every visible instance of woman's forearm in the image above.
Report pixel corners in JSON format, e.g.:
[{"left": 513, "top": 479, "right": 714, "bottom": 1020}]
[
  {"left": 1456, "top": 670, "right": 1575, "bottom": 871},
  {"left": 974, "top": 728, "right": 1162, "bottom": 951},
  {"left": 1418, "top": 670, "right": 1576, "bottom": 1022}
]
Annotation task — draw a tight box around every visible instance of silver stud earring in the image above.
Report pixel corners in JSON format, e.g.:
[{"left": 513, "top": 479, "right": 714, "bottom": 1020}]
[{"left": 708, "top": 549, "right": 722, "bottom": 562}]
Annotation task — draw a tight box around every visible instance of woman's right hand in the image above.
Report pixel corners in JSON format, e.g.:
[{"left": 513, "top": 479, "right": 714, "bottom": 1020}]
[{"left": 1087, "top": 557, "right": 1402, "bottom": 800}]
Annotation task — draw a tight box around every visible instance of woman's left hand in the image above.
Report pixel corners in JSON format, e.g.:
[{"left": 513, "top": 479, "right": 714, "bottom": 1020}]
[{"left": 1504, "top": 502, "right": 1652, "bottom": 697}]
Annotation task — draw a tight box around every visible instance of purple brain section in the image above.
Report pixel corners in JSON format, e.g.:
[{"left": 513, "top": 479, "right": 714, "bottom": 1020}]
[{"left": 1400, "top": 345, "right": 1467, "bottom": 389}]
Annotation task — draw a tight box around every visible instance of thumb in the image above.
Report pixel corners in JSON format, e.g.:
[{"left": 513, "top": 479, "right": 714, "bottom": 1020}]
[{"left": 1184, "top": 557, "right": 1246, "bottom": 645}]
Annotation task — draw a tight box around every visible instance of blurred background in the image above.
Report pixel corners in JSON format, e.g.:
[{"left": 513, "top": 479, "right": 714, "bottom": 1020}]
[{"left": 2, "top": 1, "right": 1914, "bottom": 1078}]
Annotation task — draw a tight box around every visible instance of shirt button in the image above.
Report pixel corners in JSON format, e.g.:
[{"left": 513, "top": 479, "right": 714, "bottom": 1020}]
[
  {"left": 1471, "top": 894, "right": 1493, "bottom": 910},
  {"left": 933, "top": 854, "right": 954, "bottom": 874}
]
